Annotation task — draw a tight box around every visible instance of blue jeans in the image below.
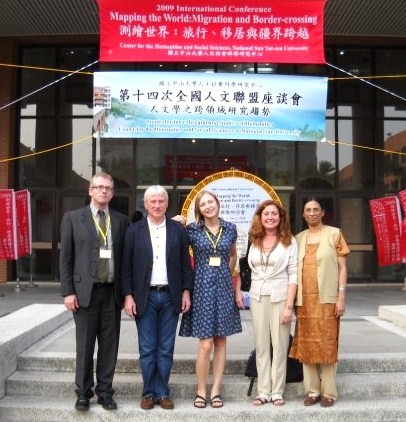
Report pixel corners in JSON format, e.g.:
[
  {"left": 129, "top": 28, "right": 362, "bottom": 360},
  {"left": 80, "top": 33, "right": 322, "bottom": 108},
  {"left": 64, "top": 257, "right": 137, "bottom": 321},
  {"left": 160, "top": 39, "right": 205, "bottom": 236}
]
[{"left": 135, "top": 290, "right": 178, "bottom": 399}]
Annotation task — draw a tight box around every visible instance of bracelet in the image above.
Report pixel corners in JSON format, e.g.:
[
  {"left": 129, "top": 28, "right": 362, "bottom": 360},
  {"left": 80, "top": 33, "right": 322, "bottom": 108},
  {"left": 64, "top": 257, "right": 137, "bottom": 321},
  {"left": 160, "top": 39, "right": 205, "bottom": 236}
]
[
  {"left": 286, "top": 305, "right": 294, "bottom": 310},
  {"left": 339, "top": 287, "right": 346, "bottom": 291}
]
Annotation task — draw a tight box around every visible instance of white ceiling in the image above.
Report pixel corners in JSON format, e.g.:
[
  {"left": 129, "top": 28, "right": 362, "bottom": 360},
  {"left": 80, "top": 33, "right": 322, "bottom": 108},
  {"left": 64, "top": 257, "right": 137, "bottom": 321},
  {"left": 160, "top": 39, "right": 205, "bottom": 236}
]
[{"left": 0, "top": 0, "right": 405, "bottom": 39}]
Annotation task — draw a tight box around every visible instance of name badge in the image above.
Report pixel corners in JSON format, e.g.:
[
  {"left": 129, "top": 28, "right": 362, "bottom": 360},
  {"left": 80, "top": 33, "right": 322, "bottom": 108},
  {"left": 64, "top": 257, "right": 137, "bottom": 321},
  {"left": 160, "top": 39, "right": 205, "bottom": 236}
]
[
  {"left": 209, "top": 256, "right": 221, "bottom": 267},
  {"left": 100, "top": 249, "right": 112, "bottom": 259}
]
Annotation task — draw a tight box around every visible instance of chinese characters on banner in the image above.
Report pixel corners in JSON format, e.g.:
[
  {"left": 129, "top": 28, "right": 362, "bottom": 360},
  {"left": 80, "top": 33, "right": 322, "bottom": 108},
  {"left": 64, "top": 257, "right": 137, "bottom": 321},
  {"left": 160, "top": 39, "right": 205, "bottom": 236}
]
[
  {"left": 0, "top": 189, "right": 32, "bottom": 260},
  {"left": 93, "top": 72, "right": 327, "bottom": 141},
  {"left": 15, "top": 190, "right": 32, "bottom": 258},
  {"left": 98, "top": 0, "right": 326, "bottom": 64},
  {"left": 0, "top": 190, "right": 18, "bottom": 260},
  {"left": 369, "top": 196, "right": 402, "bottom": 267}
]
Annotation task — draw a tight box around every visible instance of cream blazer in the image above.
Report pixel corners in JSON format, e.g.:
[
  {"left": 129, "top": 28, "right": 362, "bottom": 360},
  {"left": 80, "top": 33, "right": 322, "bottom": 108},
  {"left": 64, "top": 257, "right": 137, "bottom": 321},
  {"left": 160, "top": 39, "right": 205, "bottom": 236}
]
[
  {"left": 295, "top": 225, "right": 348, "bottom": 306},
  {"left": 248, "top": 236, "right": 298, "bottom": 303}
]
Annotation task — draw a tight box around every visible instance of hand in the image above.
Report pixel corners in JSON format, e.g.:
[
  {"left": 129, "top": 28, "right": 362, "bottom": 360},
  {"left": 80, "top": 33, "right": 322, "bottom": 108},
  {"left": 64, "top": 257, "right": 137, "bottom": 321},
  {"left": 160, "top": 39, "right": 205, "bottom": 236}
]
[
  {"left": 172, "top": 215, "right": 186, "bottom": 225},
  {"left": 124, "top": 295, "right": 137, "bottom": 319},
  {"left": 64, "top": 294, "right": 79, "bottom": 312},
  {"left": 335, "top": 297, "right": 345, "bottom": 318},
  {"left": 181, "top": 289, "right": 191, "bottom": 313},
  {"left": 235, "top": 289, "right": 245, "bottom": 310},
  {"left": 282, "top": 307, "right": 294, "bottom": 325}
]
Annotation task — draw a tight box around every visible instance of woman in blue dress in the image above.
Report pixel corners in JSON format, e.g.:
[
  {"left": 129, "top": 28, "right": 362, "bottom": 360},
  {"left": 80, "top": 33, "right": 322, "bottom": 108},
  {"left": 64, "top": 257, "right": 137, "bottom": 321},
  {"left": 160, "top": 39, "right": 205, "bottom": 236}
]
[{"left": 179, "top": 190, "right": 243, "bottom": 409}]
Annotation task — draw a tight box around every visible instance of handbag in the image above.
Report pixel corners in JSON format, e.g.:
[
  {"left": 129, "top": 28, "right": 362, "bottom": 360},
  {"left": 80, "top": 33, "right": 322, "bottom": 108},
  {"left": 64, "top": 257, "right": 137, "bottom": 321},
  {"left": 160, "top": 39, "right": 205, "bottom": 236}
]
[
  {"left": 244, "top": 335, "right": 303, "bottom": 396},
  {"left": 239, "top": 256, "right": 251, "bottom": 291},
  {"left": 239, "top": 242, "right": 251, "bottom": 291}
]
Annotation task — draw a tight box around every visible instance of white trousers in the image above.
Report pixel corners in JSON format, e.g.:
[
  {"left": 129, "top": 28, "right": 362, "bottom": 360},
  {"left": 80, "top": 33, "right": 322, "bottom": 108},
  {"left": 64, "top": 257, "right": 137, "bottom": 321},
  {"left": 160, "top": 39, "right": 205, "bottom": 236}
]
[{"left": 250, "top": 296, "right": 291, "bottom": 402}]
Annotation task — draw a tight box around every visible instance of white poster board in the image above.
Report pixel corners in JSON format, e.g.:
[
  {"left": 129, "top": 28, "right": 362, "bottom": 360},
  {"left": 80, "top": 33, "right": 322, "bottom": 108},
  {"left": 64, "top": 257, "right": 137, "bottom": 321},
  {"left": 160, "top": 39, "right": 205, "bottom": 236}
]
[{"left": 181, "top": 169, "right": 281, "bottom": 259}]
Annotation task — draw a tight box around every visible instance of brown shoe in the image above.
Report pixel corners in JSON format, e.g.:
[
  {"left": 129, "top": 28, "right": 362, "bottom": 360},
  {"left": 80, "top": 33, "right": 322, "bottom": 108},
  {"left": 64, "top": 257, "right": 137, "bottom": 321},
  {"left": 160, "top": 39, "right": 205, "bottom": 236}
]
[
  {"left": 140, "top": 396, "right": 155, "bottom": 410},
  {"left": 321, "top": 397, "right": 335, "bottom": 407},
  {"left": 304, "top": 396, "right": 321, "bottom": 406},
  {"left": 157, "top": 397, "right": 174, "bottom": 410}
]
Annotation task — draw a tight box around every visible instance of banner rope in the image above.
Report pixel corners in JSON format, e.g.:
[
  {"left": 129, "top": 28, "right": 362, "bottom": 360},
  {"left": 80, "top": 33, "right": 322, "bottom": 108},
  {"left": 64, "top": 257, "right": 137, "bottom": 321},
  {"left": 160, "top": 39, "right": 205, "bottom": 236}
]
[
  {"left": 0, "top": 62, "right": 93, "bottom": 75},
  {"left": 0, "top": 135, "right": 92, "bottom": 163},
  {"left": 0, "top": 60, "right": 99, "bottom": 111},
  {"left": 324, "top": 139, "right": 406, "bottom": 156},
  {"left": 326, "top": 62, "right": 406, "bottom": 103}
]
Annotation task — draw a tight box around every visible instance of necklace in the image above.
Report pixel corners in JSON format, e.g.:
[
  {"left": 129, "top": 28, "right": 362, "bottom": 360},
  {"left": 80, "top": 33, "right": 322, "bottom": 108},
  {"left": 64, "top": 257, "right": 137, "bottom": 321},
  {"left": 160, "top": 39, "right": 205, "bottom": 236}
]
[{"left": 260, "top": 240, "right": 279, "bottom": 272}]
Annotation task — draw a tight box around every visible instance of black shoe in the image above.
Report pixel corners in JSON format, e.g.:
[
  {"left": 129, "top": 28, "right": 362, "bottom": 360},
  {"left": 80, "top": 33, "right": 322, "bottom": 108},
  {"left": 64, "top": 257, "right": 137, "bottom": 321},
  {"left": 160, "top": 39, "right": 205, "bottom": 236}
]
[
  {"left": 75, "top": 395, "right": 90, "bottom": 411},
  {"left": 97, "top": 396, "right": 117, "bottom": 410}
]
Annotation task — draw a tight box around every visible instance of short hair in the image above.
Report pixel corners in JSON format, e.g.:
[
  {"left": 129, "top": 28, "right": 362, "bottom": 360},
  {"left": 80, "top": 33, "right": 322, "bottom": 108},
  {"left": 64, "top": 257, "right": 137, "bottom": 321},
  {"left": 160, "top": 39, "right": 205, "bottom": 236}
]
[
  {"left": 194, "top": 190, "right": 220, "bottom": 222},
  {"left": 89, "top": 172, "right": 114, "bottom": 188},
  {"left": 144, "top": 185, "right": 168, "bottom": 202}
]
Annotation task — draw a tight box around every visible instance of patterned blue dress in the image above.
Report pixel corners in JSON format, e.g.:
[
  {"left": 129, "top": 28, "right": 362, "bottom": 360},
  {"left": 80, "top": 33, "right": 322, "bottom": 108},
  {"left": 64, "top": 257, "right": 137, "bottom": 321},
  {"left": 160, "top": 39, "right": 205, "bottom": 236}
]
[{"left": 179, "top": 219, "right": 242, "bottom": 339}]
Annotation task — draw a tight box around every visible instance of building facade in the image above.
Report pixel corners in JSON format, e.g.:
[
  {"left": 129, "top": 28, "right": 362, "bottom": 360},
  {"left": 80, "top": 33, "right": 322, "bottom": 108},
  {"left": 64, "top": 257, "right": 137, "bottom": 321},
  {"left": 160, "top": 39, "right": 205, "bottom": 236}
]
[{"left": 0, "top": 0, "right": 405, "bottom": 283}]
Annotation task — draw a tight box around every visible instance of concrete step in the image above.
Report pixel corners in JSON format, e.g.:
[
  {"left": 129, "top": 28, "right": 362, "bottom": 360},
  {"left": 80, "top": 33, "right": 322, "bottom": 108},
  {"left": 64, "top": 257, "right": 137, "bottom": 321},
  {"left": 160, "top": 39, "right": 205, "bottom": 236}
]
[
  {"left": 1, "top": 396, "right": 406, "bottom": 422},
  {"left": 17, "top": 352, "right": 406, "bottom": 374},
  {"left": 379, "top": 305, "right": 406, "bottom": 329},
  {"left": 6, "top": 370, "right": 406, "bottom": 400}
]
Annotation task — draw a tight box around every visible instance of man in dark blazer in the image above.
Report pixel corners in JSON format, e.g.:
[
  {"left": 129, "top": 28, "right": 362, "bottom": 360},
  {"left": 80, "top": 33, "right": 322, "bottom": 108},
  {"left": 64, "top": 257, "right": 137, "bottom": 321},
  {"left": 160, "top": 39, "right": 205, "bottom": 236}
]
[
  {"left": 122, "top": 185, "right": 194, "bottom": 410},
  {"left": 60, "top": 172, "right": 128, "bottom": 412}
]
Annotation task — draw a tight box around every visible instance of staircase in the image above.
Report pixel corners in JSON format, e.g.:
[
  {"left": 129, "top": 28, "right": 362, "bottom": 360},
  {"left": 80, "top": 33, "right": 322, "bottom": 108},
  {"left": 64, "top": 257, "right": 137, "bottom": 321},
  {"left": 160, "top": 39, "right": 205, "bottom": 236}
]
[{"left": 1, "top": 320, "right": 406, "bottom": 421}]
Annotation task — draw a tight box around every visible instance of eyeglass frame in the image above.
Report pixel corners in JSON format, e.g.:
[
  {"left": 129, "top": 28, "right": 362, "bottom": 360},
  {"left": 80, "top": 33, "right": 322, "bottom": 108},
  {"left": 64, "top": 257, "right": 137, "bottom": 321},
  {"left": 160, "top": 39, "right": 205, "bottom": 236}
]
[{"left": 90, "top": 185, "right": 114, "bottom": 192}]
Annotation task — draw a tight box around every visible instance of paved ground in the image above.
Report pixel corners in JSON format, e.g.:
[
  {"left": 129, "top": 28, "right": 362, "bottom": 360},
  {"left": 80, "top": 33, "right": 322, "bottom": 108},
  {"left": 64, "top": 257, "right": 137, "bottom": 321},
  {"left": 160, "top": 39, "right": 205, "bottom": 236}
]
[{"left": 1, "top": 281, "right": 406, "bottom": 356}]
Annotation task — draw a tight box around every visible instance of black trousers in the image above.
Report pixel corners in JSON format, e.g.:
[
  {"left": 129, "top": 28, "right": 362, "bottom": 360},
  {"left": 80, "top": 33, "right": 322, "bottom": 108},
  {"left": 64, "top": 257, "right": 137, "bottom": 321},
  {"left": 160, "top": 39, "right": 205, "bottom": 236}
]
[{"left": 73, "top": 284, "right": 121, "bottom": 398}]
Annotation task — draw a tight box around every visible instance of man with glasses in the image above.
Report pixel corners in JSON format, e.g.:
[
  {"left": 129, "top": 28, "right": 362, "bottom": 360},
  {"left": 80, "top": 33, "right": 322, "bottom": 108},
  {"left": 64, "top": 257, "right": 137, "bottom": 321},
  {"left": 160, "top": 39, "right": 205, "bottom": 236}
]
[{"left": 60, "top": 172, "right": 128, "bottom": 412}]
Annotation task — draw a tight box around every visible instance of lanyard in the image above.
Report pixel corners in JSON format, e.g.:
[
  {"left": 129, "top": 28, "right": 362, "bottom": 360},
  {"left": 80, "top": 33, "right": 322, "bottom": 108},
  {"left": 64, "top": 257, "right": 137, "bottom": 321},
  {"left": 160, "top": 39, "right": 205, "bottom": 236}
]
[
  {"left": 93, "top": 214, "right": 111, "bottom": 247},
  {"left": 204, "top": 226, "right": 223, "bottom": 254}
]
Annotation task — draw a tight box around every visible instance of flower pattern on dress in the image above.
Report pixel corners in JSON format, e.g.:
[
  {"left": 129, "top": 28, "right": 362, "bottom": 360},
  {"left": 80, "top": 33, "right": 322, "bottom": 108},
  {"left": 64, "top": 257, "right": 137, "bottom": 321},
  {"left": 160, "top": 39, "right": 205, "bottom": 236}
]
[{"left": 179, "top": 219, "right": 242, "bottom": 339}]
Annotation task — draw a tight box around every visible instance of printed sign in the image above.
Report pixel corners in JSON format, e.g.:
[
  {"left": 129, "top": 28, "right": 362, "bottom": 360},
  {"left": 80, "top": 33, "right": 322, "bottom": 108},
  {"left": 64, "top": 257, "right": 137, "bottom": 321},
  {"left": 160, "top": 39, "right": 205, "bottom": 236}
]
[
  {"left": 369, "top": 196, "right": 402, "bottom": 266},
  {"left": 98, "top": 0, "right": 326, "bottom": 64},
  {"left": 93, "top": 71, "right": 327, "bottom": 141},
  {"left": 181, "top": 169, "right": 281, "bottom": 257},
  {"left": 15, "top": 190, "right": 32, "bottom": 258},
  {"left": 0, "top": 190, "right": 18, "bottom": 260}
]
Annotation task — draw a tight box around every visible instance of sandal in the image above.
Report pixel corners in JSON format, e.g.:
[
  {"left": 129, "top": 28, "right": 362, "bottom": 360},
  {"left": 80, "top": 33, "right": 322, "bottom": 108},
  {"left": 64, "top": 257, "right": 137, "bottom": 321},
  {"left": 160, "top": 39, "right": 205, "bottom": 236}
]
[
  {"left": 194, "top": 394, "right": 207, "bottom": 408},
  {"left": 210, "top": 394, "right": 223, "bottom": 408},
  {"left": 252, "top": 396, "right": 267, "bottom": 406},
  {"left": 272, "top": 398, "right": 285, "bottom": 406}
]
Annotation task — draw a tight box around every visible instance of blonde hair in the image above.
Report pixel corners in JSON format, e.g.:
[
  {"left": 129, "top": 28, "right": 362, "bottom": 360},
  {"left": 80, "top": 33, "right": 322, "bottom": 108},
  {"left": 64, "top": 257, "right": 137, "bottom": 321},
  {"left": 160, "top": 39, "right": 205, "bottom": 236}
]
[{"left": 194, "top": 190, "right": 220, "bottom": 222}]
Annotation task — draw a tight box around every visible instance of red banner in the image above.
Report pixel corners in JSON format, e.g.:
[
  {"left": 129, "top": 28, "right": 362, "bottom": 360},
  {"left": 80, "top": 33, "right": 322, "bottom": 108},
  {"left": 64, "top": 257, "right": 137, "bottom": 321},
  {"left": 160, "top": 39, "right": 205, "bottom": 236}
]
[
  {"left": 0, "top": 190, "right": 18, "bottom": 260},
  {"left": 398, "top": 190, "right": 406, "bottom": 215},
  {"left": 165, "top": 155, "right": 248, "bottom": 180},
  {"left": 15, "top": 190, "right": 32, "bottom": 258},
  {"left": 369, "top": 197, "right": 402, "bottom": 267},
  {"left": 402, "top": 218, "right": 406, "bottom": 262},
  {"left": 399, "top": 190, "right": 406, "bottom": 261},
  {"left": 98, "top": 0, "right": 326, "bottom": 63}
]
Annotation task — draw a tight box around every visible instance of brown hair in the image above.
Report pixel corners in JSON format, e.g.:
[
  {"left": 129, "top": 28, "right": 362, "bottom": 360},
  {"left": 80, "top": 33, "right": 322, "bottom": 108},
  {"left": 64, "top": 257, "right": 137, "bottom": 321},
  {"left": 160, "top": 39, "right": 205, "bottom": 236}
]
[
  {"left": 194, "top": 190, "right": 220, "bottom": 222},
  {"left": 89, "top": 172, "right": 114, "bottom": 188},
  {"left": 248, "top": 200, "right": 292, "bottom": 247}
]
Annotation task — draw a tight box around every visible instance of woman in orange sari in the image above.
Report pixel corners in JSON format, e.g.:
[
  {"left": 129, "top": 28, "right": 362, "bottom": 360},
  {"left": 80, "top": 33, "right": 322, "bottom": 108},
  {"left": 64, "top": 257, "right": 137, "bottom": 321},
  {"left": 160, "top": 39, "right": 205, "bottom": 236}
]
[{"left": 290, "top": 198, "right": 350, "bottom": 408}]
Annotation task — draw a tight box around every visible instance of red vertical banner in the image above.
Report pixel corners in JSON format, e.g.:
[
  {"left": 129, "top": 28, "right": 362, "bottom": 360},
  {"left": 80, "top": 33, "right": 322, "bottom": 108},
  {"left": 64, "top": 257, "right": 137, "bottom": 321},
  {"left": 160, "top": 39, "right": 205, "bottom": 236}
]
[
  {"left": 15, "top": 190, "right": 32, "bottom": 258},
  {"left": 398, "top": 190, "right": 406, "bottom": 261},
  {"left": 0, "top": 189, "right": 18, "bottom": 260},
  {"left": 369, "top": 196, "right": 402, "bottom": 266},
  {"left": 398, "top": 190, "right": 406, "bottom": 214}
]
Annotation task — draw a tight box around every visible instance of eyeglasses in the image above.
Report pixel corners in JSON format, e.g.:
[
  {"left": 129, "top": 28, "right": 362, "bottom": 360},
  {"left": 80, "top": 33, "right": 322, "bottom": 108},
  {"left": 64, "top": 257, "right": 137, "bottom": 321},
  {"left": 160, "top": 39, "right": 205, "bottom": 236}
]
[{"left": 91, "top": 185, "right": 114, "bottom": 192}]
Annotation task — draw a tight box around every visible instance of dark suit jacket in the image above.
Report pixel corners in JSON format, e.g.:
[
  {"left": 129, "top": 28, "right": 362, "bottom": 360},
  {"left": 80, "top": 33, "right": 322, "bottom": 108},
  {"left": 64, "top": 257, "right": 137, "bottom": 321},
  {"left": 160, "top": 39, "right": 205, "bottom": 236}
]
[
  {"left": 121, "top": 217, "right": 194, "bottom": 317},
  {"left": 59, "top": 206, "right": 128, "bottom": 308}
]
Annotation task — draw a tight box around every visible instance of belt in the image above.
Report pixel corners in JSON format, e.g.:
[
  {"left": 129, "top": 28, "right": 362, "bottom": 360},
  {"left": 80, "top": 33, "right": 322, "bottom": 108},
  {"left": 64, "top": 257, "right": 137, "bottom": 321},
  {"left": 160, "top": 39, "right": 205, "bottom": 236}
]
[
  {"left": 150, "top": 285, "right": 169, "bottom": 292},
  {"left": 93, "top": 282, "right": 114, "bottom": 287}
]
